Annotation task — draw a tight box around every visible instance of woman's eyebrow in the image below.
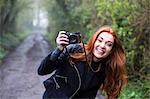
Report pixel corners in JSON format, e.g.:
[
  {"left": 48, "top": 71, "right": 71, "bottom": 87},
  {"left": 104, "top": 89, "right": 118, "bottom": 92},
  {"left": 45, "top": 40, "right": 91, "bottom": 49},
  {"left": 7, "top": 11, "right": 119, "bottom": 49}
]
[
  {"left": 98, "top": 36, "right": 114, "bottom": 43},
  {"left": 98, "top": 36, "right": 103, "bottom": 40},
  {"left": 107, "top": 41, "right": 113, "bottom": 44}
]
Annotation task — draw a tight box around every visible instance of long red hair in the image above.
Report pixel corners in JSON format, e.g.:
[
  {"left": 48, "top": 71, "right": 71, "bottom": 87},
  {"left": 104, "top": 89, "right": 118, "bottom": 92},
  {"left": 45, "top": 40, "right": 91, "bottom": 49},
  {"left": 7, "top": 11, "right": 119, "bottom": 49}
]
[{"left": 71, "top": 26, "right": 128, "bottom": 98}]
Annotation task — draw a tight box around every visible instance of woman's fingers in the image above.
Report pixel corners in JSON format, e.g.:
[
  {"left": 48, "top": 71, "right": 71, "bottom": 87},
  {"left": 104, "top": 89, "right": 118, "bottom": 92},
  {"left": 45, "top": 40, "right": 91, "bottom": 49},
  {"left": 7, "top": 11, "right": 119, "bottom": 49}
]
[
  {"left": 58, "top": 37, "right": 69, "bottom": 45},
  {"left": 56, "top": 31, "right": 69, "bottom": 50},
  {"left": 57, "top": 31, "right": 69, "bottom": 44},
  {"left": 58, "top": 34, "right": 68, "bottom": 39}
]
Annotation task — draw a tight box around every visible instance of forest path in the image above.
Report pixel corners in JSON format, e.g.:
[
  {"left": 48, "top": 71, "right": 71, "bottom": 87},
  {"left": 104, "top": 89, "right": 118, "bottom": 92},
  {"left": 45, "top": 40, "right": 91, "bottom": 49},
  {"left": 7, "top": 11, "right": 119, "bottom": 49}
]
[{"left": 0, "top": 32, "right": 51, "bottom": 99}]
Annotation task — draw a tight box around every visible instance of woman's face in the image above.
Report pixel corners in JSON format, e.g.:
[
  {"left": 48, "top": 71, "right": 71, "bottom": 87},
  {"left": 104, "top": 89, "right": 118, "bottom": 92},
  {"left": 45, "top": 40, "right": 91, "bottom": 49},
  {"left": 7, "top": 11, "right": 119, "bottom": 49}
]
[{"left": 93, "top": 32, "right": 114, "bottom": 62}]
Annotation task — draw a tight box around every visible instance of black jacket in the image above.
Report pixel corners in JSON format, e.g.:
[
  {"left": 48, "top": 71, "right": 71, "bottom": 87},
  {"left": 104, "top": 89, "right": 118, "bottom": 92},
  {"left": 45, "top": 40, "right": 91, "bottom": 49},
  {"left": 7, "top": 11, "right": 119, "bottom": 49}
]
[{"left": 38, "top": 44, "right": 106, "bottom": 99}]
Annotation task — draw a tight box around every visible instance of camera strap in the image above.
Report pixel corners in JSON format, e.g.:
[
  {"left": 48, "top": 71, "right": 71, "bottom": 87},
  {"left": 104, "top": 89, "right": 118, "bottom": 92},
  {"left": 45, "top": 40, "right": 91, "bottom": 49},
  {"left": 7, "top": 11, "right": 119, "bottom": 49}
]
[{"left": 82, "top": 42, "right": 101, "bottom": 72}]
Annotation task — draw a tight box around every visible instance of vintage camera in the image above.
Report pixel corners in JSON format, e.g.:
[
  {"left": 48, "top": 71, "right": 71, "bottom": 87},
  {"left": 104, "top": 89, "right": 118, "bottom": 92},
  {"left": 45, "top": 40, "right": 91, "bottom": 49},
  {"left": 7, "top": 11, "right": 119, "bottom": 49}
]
[{"left": 66, "top": 32, "right": 81, "bottom": 44}]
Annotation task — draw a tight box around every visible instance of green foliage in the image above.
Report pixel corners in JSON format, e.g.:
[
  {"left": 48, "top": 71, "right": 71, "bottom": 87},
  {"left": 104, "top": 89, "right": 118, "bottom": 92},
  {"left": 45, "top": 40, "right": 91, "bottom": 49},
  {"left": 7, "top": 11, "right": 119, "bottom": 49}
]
[
  {"left": 68, "top": 0, "right": 96, "bottom": 41},
  {"left": 43, "top": 0, "right": 69, "bottom": 46},
  {"left": 120, "top": 80, "right": 150, "bottom": 99},
  {"left": 0, "top": 0, "right": 4, "bottom": 8},
  {"left": 15, "top": 0, "right": 34, "bottom": 33},
  {"left": 0, "top": 32, "right": 29, "bottom": 60},
  {"left": 0, "top": 45, "right": 8, "bottom": 61},
  {"left": 44, "top": 0, "right": 96, "bottom": 45},
  {"left": 0, "top": 0, "right": 34, "bottom": 62},
  {"left": 44, "top": 32, "right": 56, "bottom": 48},
  {"left": 0, "top": 0, "right": 33, "bottom": 33},
  {"left": 95, "top": 0, "right": 148, "bottom": 77}
]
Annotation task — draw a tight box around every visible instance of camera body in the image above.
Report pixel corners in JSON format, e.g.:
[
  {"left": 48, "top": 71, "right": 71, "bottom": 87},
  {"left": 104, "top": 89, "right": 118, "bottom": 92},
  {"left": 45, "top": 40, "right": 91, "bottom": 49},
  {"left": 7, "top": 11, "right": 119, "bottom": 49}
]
[{"left": 66, "top": 32, "right": 81, "bottom": 44}]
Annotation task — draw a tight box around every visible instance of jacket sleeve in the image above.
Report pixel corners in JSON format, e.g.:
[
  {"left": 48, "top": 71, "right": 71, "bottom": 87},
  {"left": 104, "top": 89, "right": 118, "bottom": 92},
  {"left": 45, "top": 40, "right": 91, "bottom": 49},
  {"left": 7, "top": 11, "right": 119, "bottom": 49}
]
[
  {"left": 37, "top": 48, "right": 63, "bottom": 75},
  {"left": 58, "top": 44, "right": 83, "bottom": 60},
  {"left": 38, "top": 44, "right": 82, "bottom": 76}
]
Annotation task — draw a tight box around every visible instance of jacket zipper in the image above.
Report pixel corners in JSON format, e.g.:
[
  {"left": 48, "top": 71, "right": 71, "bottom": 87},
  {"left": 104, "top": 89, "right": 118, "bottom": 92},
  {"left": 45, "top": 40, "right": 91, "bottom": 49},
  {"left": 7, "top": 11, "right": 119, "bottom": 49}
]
[{"left": 69, "top": 61, "right": 81, "bottom": 98}]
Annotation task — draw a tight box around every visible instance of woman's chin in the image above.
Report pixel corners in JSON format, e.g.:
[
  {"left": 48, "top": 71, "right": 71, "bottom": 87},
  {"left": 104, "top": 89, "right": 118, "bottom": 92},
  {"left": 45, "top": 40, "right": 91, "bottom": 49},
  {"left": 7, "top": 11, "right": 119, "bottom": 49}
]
[{"left": 93, "top": 56, "right": 103, "bottom": 62}]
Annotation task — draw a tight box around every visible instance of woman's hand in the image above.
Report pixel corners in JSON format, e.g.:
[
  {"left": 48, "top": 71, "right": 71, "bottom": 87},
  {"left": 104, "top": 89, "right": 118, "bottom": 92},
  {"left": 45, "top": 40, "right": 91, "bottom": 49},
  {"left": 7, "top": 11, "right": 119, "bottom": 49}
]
[{"left": 56, "top": 31, "right": 69, "bottom": 51}]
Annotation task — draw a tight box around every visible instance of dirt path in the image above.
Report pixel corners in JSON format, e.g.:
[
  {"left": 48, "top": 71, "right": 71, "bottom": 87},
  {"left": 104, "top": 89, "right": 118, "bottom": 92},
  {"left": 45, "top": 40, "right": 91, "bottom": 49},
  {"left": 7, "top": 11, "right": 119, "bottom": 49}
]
[{"left": 0, "top": 32, "right": 51, "bottom": 99}]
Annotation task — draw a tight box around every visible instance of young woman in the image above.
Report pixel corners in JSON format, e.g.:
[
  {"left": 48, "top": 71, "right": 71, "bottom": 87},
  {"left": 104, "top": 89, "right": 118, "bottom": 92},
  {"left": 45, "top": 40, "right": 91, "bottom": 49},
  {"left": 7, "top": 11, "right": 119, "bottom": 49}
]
[{"left": 38, "top": 26, "right": 128, "bottom": 99}]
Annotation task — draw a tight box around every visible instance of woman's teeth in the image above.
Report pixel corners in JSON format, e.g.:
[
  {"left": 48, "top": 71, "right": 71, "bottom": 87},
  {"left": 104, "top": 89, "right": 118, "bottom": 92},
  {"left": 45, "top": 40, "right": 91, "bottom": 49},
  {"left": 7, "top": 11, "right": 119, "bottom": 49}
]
[{"left": 96, "top": 48, "right": 104, "bottom": 54}]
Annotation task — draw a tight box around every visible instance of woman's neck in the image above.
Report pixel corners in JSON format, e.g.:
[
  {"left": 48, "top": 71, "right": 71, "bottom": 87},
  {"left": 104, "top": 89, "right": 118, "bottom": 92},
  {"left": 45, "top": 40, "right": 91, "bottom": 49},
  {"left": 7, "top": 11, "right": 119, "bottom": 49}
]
[{"left": 93, "top": 56, "right": 102, "bottom": 63}]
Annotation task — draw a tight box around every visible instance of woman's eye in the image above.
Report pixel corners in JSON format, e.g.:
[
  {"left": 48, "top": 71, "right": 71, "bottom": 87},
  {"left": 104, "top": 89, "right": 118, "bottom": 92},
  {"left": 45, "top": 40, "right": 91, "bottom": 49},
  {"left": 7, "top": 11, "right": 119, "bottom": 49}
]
[
  {"left": 107, "top": 43, "right": 113, "bottom": 47},
  {"left": 98, "top": 39, "right": 102, "bottom": 42}
]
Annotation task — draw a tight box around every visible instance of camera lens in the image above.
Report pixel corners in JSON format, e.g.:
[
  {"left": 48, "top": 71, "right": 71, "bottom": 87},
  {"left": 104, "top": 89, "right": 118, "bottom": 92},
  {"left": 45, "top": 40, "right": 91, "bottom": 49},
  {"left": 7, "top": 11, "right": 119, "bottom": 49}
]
[
  {"left": 66, "top": 32, "right": 81, "bottom": 44},
  {"left": 69, "top": 34, "right": 78, "bottom": 44}
]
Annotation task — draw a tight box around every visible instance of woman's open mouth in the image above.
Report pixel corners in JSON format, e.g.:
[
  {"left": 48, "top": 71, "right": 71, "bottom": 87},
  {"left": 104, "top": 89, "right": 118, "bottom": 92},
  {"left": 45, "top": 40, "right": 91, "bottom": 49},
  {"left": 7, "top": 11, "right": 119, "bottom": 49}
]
[{"left": 96, "top": 47, "right": 105, "bottom": 54}]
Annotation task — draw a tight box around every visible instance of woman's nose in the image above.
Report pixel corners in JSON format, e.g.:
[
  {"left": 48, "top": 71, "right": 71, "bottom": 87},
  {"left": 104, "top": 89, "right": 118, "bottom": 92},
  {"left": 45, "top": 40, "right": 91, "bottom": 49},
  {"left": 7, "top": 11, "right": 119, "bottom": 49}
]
[{"left": 100, "top": 42, "right": 105, "bottom": 49}]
